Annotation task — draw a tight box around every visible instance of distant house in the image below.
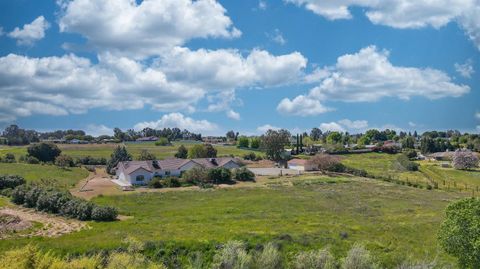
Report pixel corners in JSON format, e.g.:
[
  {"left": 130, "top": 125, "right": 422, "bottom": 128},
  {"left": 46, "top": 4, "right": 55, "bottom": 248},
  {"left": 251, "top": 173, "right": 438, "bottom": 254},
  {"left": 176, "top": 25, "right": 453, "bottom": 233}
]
[
  {"left": 136, "top": 136, "right": 158, "bottom": 142},
  {"left": 427, "top": 151, "right": 454, "bottom": 161},
  {"left": 383, "top": 140, "right": 402, "bottom": 148},
  {"left": 287, "top": 158, "right": 316, "bottom": 171},
  {"left": 202, "top": 136, "right": 225, "bottom": 144},
  {"left": 115, "top": 157, "right": 241, "bottom": 185}
]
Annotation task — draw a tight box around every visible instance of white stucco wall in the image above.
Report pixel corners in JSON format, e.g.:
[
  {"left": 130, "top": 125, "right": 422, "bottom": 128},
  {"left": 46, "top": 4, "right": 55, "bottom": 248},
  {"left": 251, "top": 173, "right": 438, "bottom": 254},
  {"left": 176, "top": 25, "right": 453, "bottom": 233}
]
[
  {"left": 288, "top": 164, "right": 305, "bottom": 171},
  {"left": 128, "top": 168, "right": 154, "bottom": 185}
]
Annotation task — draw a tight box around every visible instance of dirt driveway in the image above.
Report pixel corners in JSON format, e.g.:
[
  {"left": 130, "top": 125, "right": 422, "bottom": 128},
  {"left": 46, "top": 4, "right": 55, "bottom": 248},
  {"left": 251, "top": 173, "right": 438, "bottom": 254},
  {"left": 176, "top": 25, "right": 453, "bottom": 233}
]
[{"left": 71, "top": 168, "right": 122, "bottom": 200}]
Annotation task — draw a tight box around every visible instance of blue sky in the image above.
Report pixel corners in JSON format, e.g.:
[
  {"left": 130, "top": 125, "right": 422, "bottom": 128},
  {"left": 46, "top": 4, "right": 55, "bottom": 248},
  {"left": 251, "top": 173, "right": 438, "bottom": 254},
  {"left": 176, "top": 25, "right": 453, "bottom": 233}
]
[{"left": 0, "top": 0, "right": 479, "bottom": 136}]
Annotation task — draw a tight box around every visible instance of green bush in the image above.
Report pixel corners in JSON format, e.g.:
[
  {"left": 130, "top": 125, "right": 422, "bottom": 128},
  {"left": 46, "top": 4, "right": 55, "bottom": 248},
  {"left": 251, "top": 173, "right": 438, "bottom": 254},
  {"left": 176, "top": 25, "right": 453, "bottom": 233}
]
[
  {"left": 403, "top": 149, "right": 417, "bottom": 159},
  {"left": 163, "top": 177, "right": 181, "bottom": 188},
  {"left": 395, "top": 155, "right": 419, "bottom": 171},
  {"left": 91, "top": 206, "right": 118, "bottom": 221},
  {"left": 155, "top": 137, "right": 169, "bottom": 146},
  {"left": 148, "top": 177, "right": 163, "bottom": 188},
  {"left": 0, "top": 175, "right": 26, "bottom": 189},
  {"left": 1, "top": 153, "right": 16, "bottom": 163},
  {"left": 207, "top": 167, "right": 232, "bottom": 184},
  {"left": 233, "top": 167, "right": 255, "bottom": 182},
  {"left": 10, "top": 185, "right": 117, "bottom": 222}
]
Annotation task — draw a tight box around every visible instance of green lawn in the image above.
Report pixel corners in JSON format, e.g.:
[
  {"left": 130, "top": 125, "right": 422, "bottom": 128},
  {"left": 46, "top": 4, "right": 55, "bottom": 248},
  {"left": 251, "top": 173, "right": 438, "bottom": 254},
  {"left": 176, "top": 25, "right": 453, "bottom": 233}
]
[
  {"left": 0, "top": 177, "right": 466, "bottom": 268},
  {"left": 0, "top": 141, "right": 262, "bottom": 160},
  {"left": 341, "top": 153, "right": 480, "bottom": 192},
  {"left": 0, "top": 163, "right": 88, "bottom": 189}
]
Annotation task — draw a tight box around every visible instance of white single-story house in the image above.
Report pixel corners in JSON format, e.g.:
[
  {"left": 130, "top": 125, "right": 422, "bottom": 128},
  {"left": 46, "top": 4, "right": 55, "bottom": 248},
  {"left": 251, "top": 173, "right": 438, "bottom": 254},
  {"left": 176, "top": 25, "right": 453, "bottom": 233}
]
[
  {"left": 287, "top": 158, "right": 316, "bottom": 171},
  {"left": 115, "top": 157, "right": 241, "bottom": 185}
]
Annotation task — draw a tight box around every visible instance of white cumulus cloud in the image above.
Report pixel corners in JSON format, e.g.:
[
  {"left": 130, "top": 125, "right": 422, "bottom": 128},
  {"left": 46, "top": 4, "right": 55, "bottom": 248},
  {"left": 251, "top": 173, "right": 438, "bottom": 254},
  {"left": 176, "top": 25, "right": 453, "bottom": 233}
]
[
  {"left": 319, "top": 122, "right": 346, "bottom": 132},
  {"left": 58, "top": 0, "right": 241, "bottom": 58},
  {"left": 475, "top": 112, "right": 480, "bottom": 120},
  {"left": 278, "top": 46, "right": 469, "bottom": 116},
  {"left": 134, "top": 113, "right": 218, "bottom": 134},
  {"left": 226, "top": 110, "right": 241, "bottom": 120},
  {"left": 277, "top": 95, "right": 331, "bottom": 116},
  {"left": 8, "top": 16, "right": 50, "bottom": 46},
  {"left": 286, "top": 0, "right": 480, "bottom": 50},
  {"left": 257, "top": 124, "right": 281, "bottom": 133},
  {"left": 85, "top": 124, "right": 114, "bottom": 137}
]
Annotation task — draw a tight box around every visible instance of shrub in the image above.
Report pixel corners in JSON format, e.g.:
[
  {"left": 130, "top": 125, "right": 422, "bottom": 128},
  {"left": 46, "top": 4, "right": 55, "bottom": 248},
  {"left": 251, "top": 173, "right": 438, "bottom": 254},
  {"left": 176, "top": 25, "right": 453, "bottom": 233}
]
[
  {"left": 76, "top": 201, "right": 94, "bottom": 221},
  {"left": 2, "top": 153, "right": 16, "bottom": 163},
  {"left": 294, "top": 249, "right": 336, "bottom": 269},
  {"left": 182, "top": 167, "right": 209, "bottom": 185},
  {"left": 75, "top": 156, "right": 107, "bottom": 165},
  {"left": 212, "top": 241, "right": 252, "bottom": 269},
  {"left": 148, "top": 177, "right": 163, "bottom": 188},
  {"left": 307, "top": 154, "right": 343, "bottom": 172},
  {"left": 0, "top": 175, "right": 26, "bottom": 189},
  {"left": 91, "top": 206, "right": 118, "bottom": 221},
  {"left": 11, "top": 185, "right": 27, "bottom": 204},
  {"left": 207, "top": 167, "right": 232, "bottom": 184},
  {"left": 403, "top": 149, "right": 417, "bottom": 159},
  {"left": 26, "top": 156, "right": 40, "bottom": 164},
  {"left": 137, "top": 150, "right": 156, "bottom": 161},
  {"left": 55, "top": 154, "right": 75, "bottom": 168},
  {"left": 237, "top": 136, "right": 249, "bottom": 148},
  {"left": 341, "top": 244, "right": 378, "bottom": 269},
  {"left": 233, "top": 167, "right": 255, "bottom": 182},
  {"left": 163, "top": 177, "right": 181, "bottom": 188},
  {"left": 452, "top": 149, "right": 479, "bottom": 170},
  {"left": 395, "top": 155, "right": 419, "bottom": 171},
  {"left": 243, "top": 152, "right": 257, "bottom": 161},
  {"left": 155, "top": 137, "right": 169, "bottom": 146},
  {"left": 255, "top": 242, "right": 282, "bottom": 269},
  {"left": 174, "top": 145, "right": 188, "bottom": 159},
  {"left": 250, "top": 138, "right": 261, "bottom": 149},
  {"left": 344, "top": 167, "right": 368, "bottom": 177},
  {"left": 23, "top": 186, "right": 44, "bottom": 208},
  {"left": 27, "top": 142, "right": 61, "bottom": 162}
]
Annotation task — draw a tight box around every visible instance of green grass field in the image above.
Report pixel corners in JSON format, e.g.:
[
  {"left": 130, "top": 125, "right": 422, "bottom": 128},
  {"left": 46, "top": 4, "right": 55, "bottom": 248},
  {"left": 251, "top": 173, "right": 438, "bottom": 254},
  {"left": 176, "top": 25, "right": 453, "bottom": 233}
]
[
  {"left": 0, "top": 141, "right": 262, "bottom": 160},
  {"left": 0, "top": 163, "right": 88, "bottom": 189},
  {"left": 0, "top": 176, "right": 466, "bottom": 267},
  {"left": 341, "top": 153, "right": 480, "bottom": 192}
]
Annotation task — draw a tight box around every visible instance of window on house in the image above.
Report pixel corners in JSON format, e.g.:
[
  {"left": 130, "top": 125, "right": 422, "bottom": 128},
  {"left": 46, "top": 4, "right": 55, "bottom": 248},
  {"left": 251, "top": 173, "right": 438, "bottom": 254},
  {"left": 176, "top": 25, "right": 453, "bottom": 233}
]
[
  {"left": 136, "top": 175, "right": 144, "bottom": 181},
  {"left": 165, "top": 171, "right": 171, "bottom": 176}
]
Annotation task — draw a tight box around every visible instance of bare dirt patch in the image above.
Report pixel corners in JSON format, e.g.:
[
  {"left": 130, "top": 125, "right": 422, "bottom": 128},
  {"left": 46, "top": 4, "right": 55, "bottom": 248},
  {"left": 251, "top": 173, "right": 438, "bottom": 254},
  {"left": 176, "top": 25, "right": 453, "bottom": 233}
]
[
  {"left": 71, "top": 168, "right": 122, "bottom": 200},
  {"left": 0, "top": 207, "right": 88, "bottom": 239}
]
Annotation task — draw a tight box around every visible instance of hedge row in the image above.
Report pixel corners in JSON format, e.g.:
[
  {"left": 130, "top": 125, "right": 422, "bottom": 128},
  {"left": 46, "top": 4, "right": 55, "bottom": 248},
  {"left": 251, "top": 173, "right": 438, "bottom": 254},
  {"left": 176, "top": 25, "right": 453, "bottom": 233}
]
[
  {"left": 0, "top": 175, "right": 26, "bottom": 190},
  {"left": 11, "top": 185, "right": 117, "bottom": 221}
]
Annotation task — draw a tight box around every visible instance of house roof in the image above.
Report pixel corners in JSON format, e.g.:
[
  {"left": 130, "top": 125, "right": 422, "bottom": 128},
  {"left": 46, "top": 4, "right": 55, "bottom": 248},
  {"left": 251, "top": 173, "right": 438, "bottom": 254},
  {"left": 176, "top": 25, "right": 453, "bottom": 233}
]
[
  {"left": 117, "top": 157, "right": 239, "bottom": 175},
  {"left": 288, "top": 159, "right": 307, "bottom": 165}
]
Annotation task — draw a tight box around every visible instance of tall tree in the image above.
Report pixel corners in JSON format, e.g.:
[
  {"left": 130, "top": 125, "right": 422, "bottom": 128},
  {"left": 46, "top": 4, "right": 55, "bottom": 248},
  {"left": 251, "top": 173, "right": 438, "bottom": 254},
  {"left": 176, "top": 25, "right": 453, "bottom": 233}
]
[
  {"left": 106, "top": 146, "right": 132, "bottom": 174},
  {"left": 175, "top": 145, "right": 188, "bottom": 159},
  {"left": 260, "top": 129, "right": 291, "bottom": 162},
  {"left": 310, "top": 128, "right": 322, "bottom": 141}
]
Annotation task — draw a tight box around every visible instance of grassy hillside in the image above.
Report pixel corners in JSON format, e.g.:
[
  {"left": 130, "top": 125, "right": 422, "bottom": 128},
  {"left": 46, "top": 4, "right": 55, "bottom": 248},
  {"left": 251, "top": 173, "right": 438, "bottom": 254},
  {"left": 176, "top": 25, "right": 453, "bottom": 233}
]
[
  {"left": 0, "top": 163, "right": 88, "bottom": 189},
  {"left": 0, "top": 141, "right": 262, "bottom": 160},
  {"left": 0, "top": 176, "right": 465, "bottom": 267}
]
